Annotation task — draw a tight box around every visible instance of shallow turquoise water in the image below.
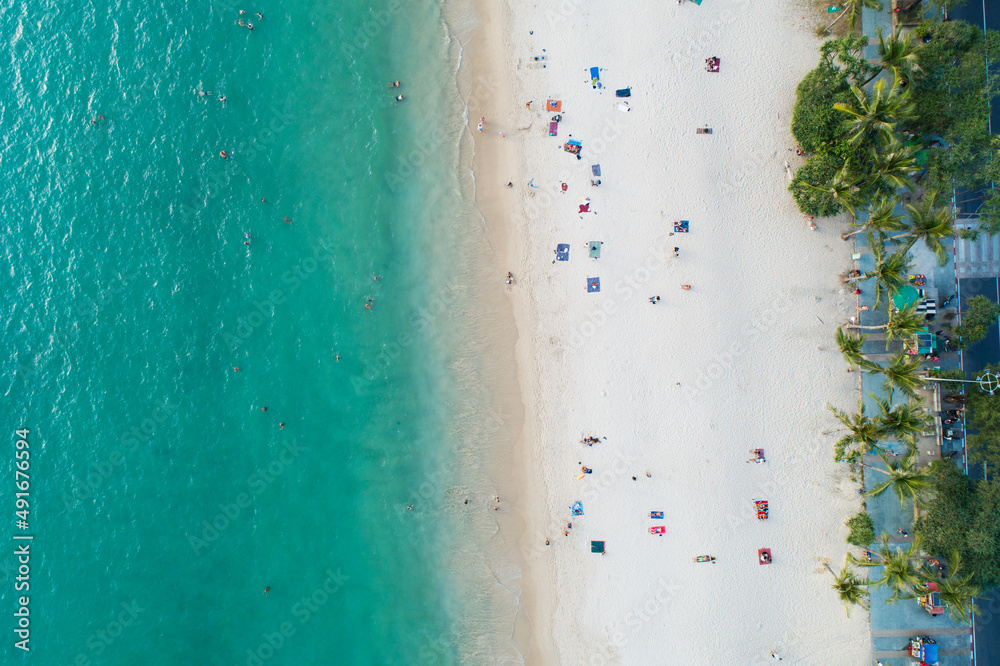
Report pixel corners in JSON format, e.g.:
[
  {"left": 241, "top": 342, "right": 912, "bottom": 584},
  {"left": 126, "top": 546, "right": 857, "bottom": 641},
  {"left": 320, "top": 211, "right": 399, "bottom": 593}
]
[{"left": 0, "top": 0, "right": 484, "bottom": 663}]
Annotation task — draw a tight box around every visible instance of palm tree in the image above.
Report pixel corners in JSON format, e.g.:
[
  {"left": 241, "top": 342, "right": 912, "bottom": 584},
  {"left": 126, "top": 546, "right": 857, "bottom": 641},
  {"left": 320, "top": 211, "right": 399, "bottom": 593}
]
[
  {"left": 835, "top": 326, "right": 878, "bottom": 372},
  {"left": 825, "top": 560, "right": 870, "bottom": 616},
  {"left": 929, "top": 553, "right": 982, "bottom": 624},
  {"left": 828, "top": 400, "right": 885, "bottom": 462},
  {"left": 826, "top": 0, "right": 885, "bottom": 32},
  {"left": 846, "top": 241, "right": 912, "bottom": 309},
  {"left": 862, "top": 26, "right": 922, "bottom": 85},
  {"left": 806, "top": 162, "right": 862, "bottom": 217},
  {"left": 869, "top": 138, "right": 920, "bottom": 192},
  {"left": 842, "top": 196, "right": 906, "bottom": 241},
  {"left": 876, "top": 352, "right": 927, "bottom": 399},
  {"left": 856, "top": 534, "right": 926, "bottom": 603},
  {"left": 874, "top": 395, "right": 932, "bottom": 447},
  {"left": 834, "top": 72, "right": 915, "bottom": 147},
  {"left": 862, "top": 451, "right": 933, "bottom": 510},
  {"left": 893, "top": 190, "right": 956, "bottom": 266},
  {"left": 845, "top": 304, "right": 924, "bottom": 346}
]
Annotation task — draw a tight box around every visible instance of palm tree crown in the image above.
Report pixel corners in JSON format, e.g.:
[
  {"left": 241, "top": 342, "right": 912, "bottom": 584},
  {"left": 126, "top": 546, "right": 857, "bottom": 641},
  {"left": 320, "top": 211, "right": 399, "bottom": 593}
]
[
  {"left": 862, "top": 450, "right": 933, "bottom": 510},
  {"left": 835, "top": 72, "right": 915, "bottom": 146}
]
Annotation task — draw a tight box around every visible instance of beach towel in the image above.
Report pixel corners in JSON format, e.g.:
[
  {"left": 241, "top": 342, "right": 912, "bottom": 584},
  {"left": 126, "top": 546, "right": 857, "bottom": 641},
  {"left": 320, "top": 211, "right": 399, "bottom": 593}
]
[
  {"left": 589, "top": 66, "right": 601, "bottom": 89},
  {"left": 696, "top": 127, "right": 712, "bottom": 134},
  {"left": 591, "top": 540, "right": 605, "bottom": 553},
  {"left": 615, "top": 88, "right": 630, "bottom": 98},
  {"left": 673, "top": 220, "right": 689, "bottom": 233},
  {"left": 556, "top": 243, "right": 570, "bottom": 261},
  {"left": 650, "top": 526, "right": 665, "bottom": 535},
  {"left": 588, "top": 241, "right": 602, "bottom": 258},
  {"left": 650, "top": 511, "right": 664, "bottom": 519},
  {"left": 591, "top": 164, "right": 601, "bottom": 177},
  {"left": 546, "top": 99, "right": 562, "bottom": 112},
  {"left": 579, "top": 197, "right": 591, "bottom": 213},
  {"left": 587, "top": 277, "right": 601, "bottom": 293},
  {"left": 571, "top": 501, "right": 584, "bottom": 516},
  {"left": 549, "top": 121, "right": 558, "bottom": 136}
]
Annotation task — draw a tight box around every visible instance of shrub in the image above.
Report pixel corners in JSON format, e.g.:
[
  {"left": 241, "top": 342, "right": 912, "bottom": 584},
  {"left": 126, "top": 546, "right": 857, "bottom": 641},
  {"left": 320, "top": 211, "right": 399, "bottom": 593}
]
[
  {"left": 846, "top": 511, "right": 875, "bottom": 547},
  {"left": 789, "top": 153, "right": 844, "bottom": 217},
  {"left": 791, "top": 63, "right": 852, "bottom": 155}
]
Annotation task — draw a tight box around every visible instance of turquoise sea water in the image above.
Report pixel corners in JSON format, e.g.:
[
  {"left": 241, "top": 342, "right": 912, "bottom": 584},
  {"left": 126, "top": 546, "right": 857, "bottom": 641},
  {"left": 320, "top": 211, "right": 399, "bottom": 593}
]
[{"left": 1, "top": 0, "right": 507, "bottom": 663}]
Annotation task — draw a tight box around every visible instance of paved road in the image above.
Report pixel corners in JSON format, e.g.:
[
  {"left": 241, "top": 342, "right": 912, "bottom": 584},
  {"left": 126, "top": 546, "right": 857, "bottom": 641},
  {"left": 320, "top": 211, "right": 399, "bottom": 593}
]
[
  {"left": 958, "top": 277, "right": 1000, "bottom": 371},
  {"left": 949, "top": 5, "right": 1000, "bottom": 663}
]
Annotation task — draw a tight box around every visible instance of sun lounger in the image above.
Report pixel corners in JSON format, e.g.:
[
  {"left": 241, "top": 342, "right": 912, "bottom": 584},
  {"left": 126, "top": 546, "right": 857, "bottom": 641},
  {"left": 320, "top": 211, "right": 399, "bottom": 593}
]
[
  {"left": 673, "top": 220, "right": 689, "bottom": 233},
  {"left": 587, "top": 277, "right": 600, "bottom": 293},
  {"left": 546, "top": 99, "right": 562, "bottom": 112},
  {"left": 556, "top": 243, "right": 570, "bottom": 261},
  {"left": 549, "top": 121, "right": 558, "bottom": 136},
  {"left": 615, "top": 88, "right": 631, "bottom": 98},
  {"left": 588, "top": 241, "right": 602, "bottom": 258},
  {"left": 589, "top": 66, "right": 601, "bottom": 88},
  {"left": 696, "top": 127, "right": 712, "bottom": 134}
]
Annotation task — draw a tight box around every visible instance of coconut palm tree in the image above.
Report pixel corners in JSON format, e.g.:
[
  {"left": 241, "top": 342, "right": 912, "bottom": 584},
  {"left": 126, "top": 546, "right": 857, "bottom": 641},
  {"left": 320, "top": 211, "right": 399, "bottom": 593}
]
[
  {"left": 874, "top": 395, "right": 932, "bottom": 447},
  {"left": 826, "top": 0, "right": 885, "bottom": 32},
  {"left": 855, "top": 533, "right": 926, "bottom": 603},
  {"left": 862, "top": 26, "right": 922, "bottom": 85},
  {"left": 828, "top": 400, "right": 885, "bottom": 462},
  {"left": 862, "top": 451, "right": 933, "bottom": 510},
  {"left": 806, "top": 162, "right": 863, "bottom": 217},
  {"left": 846, "top": 241, "right": 912, "bottom": 309},
  {"left": 846, "top": 303, "right": 924, "bottom": 346},
  {"left": 842, "top": 196, "right": 906, "bottom": 241},
  {"left": 893, "top": 190, "right": 956, "bottom": 266},
  {"left": 825, "top": 560, "right": 870, "bottom": 616},
  {"left": 929, "top": 553, "right": 982, "bottom": 624},
  {"left": 833, "top": 326, "right": 877, "bottom": 371},
  {"left": 876, "top": 352, "right": 927, "bottom": 399},
  {"left": 869, "top": 138, "right": 920, "bottom": 192},
  {"left": 834, "top": 72, "right": 915, "bottom": 147}
]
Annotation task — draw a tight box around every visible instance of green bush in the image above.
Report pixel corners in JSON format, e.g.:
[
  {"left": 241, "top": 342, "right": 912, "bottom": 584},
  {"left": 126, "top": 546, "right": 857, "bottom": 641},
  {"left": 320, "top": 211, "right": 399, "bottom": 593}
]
[
  {"left": 791, "top": 63, "right": 853, "bottom": 155},
  {"left": 789, "top": 154, "right": 844, "bottom": 217},
  {"left": 846, "top": 511, "right": 875, "bottom": 547}
]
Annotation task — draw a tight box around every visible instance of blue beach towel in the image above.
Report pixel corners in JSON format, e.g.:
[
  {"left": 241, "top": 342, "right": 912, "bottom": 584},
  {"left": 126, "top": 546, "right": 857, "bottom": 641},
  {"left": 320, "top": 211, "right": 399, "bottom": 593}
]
[
  {"left": 673, "top": 220, "right": 689, "bottom": 233},
  {"left": 589, "top": 66, "right": 601, "bottom": 89},
  {"left": 587, "top": 277, "right": 601, "bottom": 293},
  {"left": 556, "top": 243, "right": 570, "bottom": 261},
  {"left": 571, "top": 501, "right": 584, "bottom": 516}
]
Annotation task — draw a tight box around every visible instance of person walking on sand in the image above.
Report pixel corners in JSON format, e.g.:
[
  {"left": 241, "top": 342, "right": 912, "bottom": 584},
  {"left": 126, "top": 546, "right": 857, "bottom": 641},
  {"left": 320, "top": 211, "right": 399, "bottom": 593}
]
[
  {"left": 478, "top": 117, "right": 484, "bottom": 131},
  {"left": 771, "top": 652, "right": 782, "bottom": 661}
]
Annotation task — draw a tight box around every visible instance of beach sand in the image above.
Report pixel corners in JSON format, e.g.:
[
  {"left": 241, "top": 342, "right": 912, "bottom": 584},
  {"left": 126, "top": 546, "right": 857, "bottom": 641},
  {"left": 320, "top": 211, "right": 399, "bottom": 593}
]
[{"left": 460, "top": 0, "right": 873, "bottom": 662}]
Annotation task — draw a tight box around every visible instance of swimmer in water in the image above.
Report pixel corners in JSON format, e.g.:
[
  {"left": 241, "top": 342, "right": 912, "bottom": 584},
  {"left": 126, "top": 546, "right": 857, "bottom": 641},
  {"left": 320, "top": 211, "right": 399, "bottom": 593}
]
[
  {"left": 220, "top": 150, "right": 229, "bottom": 159},
  {"left": 261, "top": 406, "right": 268, "bottom": 412},
  {"left": 233, "top": 367, "right": 240, "bottom": 372},
  {"left": 198, "top": 91, "right": 212, "bottom": 97},
  {"left": 335, "top": 353, "right": 340, "bottom": 362},
  {"left": 279, "top": 423, "right": 284, "bottom": 430},
  {"left": 283, "top": 218, "right": 292, "bottom": 223},
  {"left": 389, "top": 81, "right": 400, "bottom": 88},
  {"left": 256, "top": 12, "right": 263, "bottom": 19},
  {"left": 395, "top": 95, "right": 403, "bottom": 102},
  {"left": 263, "top": 587, "right": 269, "bottom": 596},
  {"left": 219, "top": 95, "right": 226, "bottom": 102}
]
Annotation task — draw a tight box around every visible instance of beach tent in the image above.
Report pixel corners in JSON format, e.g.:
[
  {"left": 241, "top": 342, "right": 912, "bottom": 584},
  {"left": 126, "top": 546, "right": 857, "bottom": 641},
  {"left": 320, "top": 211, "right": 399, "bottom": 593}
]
[
  {"left": 591, "top": 540, "right": 605, "bottom": 553},
  {"left": 588, "top": 241, "right": 602, "bottom": 258},
  {"left": 556, "top": 244, "right": 570, "bottom": 261},
  {"left": 892, "top": 284, "right": 919, "bottom": 309},
  {"left": 587, "top": 278, "right": 601, "bottom": 293}
]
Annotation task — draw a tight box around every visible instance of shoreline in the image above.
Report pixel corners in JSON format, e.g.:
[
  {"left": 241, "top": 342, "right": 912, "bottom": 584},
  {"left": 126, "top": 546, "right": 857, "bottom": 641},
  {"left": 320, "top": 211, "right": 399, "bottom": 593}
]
[{"left": 455, "top": 0, "right": 875, "bottom": 662}]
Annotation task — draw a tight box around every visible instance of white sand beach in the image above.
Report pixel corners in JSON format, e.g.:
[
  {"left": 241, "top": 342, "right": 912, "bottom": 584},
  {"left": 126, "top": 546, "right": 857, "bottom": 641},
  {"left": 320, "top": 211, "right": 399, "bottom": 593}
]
[{"left": 463, "top": 0, "right": 873, "bottom": 662}]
